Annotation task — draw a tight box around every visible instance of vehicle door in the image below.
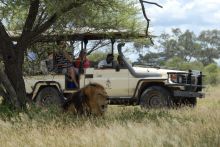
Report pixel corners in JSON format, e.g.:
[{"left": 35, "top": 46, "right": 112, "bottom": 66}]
[{"left": 84, "top": 68, "right": 129, "bottom": 97}]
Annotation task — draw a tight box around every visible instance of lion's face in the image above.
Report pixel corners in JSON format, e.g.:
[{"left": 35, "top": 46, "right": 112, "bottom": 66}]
[{"left": 83, "top": 83, "right": 108, "bottom": 115}]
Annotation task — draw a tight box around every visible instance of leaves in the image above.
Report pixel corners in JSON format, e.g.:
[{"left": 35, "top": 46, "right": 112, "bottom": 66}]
[{"left": 138, "top": 29, "right": 220, "bottom": 66}]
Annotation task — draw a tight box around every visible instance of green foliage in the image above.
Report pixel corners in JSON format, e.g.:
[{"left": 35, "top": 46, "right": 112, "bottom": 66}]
[
  {"left": 133, "top": 38, "right": 152, "bottom": 50},
  {"left": 204, "top": 64, "right": 220, "bottom": 85},
  {"left": 1, "top": 0, "right": 144, "bottom": 74},
  {"left": 138, "top": 29, "right": 220, "bottom": 67},
  {"left": 197, "top": 30, "right": 220, "bottom": 65},
  {"left": 1, "top": 0, "right": 29, "bottom": 30},
  {"left": 1, "top": 0, "right": 142, "bottom": 32},
  {"left": 87, "top": 51, "right": 106, "bottom": 62},
  {"left": 165, "top": 57, "right": 185, "bottom": 69},
  {"left": 63, "top": 0, "right": 142, "bottom": 31},
  {"left": 165, "top": 57, "right": 220, "bottom": 85},
  {"left": 165, "top": 57, "right": 204, "bottom": 71},
  {"left": 0, "top": 103, "right": 19, "bottom": 120}
]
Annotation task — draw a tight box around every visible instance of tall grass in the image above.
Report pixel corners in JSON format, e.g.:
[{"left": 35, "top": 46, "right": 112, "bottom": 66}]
[{"left": 0, "top": 86, "right": 220, "bottom": 147}]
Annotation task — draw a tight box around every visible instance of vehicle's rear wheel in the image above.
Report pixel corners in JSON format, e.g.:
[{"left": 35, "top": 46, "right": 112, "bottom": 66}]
[
  {"left": 140, "top": 86, "right": 172, "bottom": 108},
  {"left": 35, "top": 87, "right": 63, "bottom": 107}
]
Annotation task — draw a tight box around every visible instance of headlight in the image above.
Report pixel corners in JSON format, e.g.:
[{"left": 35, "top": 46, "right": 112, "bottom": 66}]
[
  {"left": 170, "top": 74, "right": 184, "bottom": 83},
  {"left": 170, "top": 74, "right": 177, "bottom": 83}
]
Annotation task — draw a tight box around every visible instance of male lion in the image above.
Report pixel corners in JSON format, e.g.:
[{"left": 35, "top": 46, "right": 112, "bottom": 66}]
[{"left": 63, "top": 83, "right": 108, "bottom": 116}]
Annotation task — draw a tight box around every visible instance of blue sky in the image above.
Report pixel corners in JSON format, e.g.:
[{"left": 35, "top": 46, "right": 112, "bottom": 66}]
[{"left": 144, "top": 0, "right": 220, "bottom": 35}]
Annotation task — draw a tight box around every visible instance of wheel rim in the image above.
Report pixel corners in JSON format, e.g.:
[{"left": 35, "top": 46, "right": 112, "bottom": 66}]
[
  {"left": 148, "top": 91, "right": 166, "bottom": 108},
  {"left": 41, "top": 94, "right": 56, "bottom": 106}
]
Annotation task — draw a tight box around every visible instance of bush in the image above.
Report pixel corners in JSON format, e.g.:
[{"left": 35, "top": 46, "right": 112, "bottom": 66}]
[
  {"left": 165, "top": 57, "right": 204, "bottom": 71},
  {"left": 165, "top": 57, "right": 184, "bottom": 69},
  {"left": 204, "top": 63, "right": 220, "bottom": 85},
  {"left": 165, "top": 57, "right": 220, "bottom": 85}
]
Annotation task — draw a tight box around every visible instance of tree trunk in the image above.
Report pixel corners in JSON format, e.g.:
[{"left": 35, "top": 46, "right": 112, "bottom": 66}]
[
  {"left": 5, "top": 64, "right": 27, "bottom": 110},
  {"left": 0, "top": 64, "right": 19, "bottom": 108},
  {"left": 3, "top": 48, "right": 27, "bottom": 110}
]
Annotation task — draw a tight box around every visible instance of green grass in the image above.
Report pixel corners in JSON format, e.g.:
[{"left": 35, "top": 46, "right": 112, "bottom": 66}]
[{"left": 0, "top": 86, "right": 220, "bottom": 147}]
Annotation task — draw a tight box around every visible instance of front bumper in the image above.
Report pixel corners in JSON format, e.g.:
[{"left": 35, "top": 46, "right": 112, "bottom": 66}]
[{"left": 173, "top": 90, "right": 205, "bottom": 98}]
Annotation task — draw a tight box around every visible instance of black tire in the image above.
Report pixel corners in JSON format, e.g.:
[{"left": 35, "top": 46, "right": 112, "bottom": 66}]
[
  {"left": 140, "top": 86, "right": 172, "bottom": 109},
  {"left": 35, "top": 87, "right": 63, "bottom": 107}
]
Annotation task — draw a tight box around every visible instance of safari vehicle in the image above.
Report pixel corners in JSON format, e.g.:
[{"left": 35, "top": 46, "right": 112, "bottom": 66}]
[{"left": 23, "top": 32, "right": 205, "bottom": 108}]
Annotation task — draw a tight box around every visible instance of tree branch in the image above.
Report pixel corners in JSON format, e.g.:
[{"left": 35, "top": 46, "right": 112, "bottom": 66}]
[
  {"left": 139, "top": 0, "right": 162, "bottom": 44},
  {"left": 139, "top": 0, "right": 151, "bottom": 42},
  {"left": 87, "top": 41, "right": 111, "bottom": 55},
  {"left": 0, "top": 21, "right": 15, "bottom": 57},
  {"left": 0, "top": 21, "right": 12, "bottom": 45},
  {"left": 22, "top": 0, "right": 40, "bottom": 34},
  {"left": 30, "top": 1, "right": 87, "bottom": 43},
  {"left": 142, "top": 1, "right": 163, "bottom": 8},
  {"left": 0, "top": 0, "right": 7, "bottom": 6},
  {"left": 17, "top": 0, "right": 40, "bottom": 49},
  {"left": 34, "top": 8, "right": 47, "bottom": 30}
]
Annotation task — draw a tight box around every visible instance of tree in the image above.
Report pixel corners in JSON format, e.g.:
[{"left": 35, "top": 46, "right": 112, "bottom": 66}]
[
  {"left": 138, "top": 28, "right": 220, "bottom": 67},
  {"left": 0, "top": 0, "right": 160, "bottom": 110},
  {"left": 177, "top": 30, "right": 200, "bottom": 61},
  {"left": 197, "top": 30, "right": 220, "bottom": 65},
  {"left": 204, "top": 63, "right": 219, "bottom": 85},
  {"left": 0, "top": 0, "right": 137, "bottom": 110},
  {"left": 158, "top": 29, "right": 199, "bottom": 62}
]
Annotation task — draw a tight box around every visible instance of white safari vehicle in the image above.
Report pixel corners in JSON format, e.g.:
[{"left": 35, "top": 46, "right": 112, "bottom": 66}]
[{"left": 24, "top": 39, "right": 205, "bottom": 108}]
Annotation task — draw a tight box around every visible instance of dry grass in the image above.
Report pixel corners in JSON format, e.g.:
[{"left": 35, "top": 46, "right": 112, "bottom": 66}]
[{"left": 0, "top": 86, "right": 220, "bottom": 147}]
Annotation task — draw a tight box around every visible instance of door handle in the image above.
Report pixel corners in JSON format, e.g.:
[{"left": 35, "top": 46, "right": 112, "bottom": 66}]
[{"left": 85, "top": 74, "right": 93, "bottom": 78}]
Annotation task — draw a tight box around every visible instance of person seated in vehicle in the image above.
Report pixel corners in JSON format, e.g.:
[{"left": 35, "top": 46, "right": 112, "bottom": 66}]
[
  {"left": 117, "top": 55, "right": 127, "bottom": 68},
  {"left": 54, "top": 41, "right": 78, "bottom": 88},
  {"left": 74, "top": 50, "right": 90, "bottom": 73},
  {"left": 98, "top": 53, "right": 115, "bottom": 69}
]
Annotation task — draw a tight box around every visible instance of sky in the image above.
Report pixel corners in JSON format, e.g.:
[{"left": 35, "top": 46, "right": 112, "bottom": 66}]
[
  {"left": 134, "top": 0, "right": 220, "bottom": 64},
  {"left": 144, "top": 0, "right": 220, "bottom": 35}
]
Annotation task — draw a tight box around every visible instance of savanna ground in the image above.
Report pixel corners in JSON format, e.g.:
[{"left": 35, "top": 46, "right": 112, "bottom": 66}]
[{"left": 0, "top": 86, "right": 219, "bottom": 147}]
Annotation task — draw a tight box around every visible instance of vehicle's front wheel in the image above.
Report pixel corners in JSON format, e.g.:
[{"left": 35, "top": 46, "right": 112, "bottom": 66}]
[
  {"left": 35, "top": 87, "right": 63, "bottom": 107},
  {"left": 140, "top": 86, "right": 172, "bottom": 108}
]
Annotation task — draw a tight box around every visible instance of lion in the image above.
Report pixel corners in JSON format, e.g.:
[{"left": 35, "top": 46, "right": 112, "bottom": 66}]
[{"left": 63, "top": 83, "right": 108, "bottom": 116}]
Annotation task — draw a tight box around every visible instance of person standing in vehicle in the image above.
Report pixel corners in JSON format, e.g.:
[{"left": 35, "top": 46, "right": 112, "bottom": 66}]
[
  {"left": 75, "top": 50, "right": 90, "bottom": 69},
  {"left": 54, "top": 41, "right": 78, "bottom": 87}
]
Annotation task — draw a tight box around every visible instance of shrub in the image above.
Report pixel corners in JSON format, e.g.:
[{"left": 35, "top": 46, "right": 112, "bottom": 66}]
[
  {"left": 204, "top": 63, "right": 220, "bottom": 85},
  {"left": 165, "top": 57, "right": 204, "bottom": 71}
]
